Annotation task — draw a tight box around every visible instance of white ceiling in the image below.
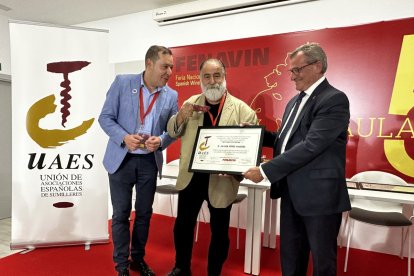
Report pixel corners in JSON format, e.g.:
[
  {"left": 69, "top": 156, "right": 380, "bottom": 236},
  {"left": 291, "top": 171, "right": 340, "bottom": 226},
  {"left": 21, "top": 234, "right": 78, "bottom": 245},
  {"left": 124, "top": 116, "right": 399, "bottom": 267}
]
[{"left": 0, "top": 0, "right": 196, "bottom": 25}]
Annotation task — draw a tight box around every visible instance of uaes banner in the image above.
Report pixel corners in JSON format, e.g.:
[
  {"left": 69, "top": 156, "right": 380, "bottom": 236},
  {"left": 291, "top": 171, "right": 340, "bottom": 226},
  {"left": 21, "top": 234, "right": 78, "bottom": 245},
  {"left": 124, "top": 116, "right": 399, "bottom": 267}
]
[
  {"left": 167, "top": 18, "right": 414, "bottom": 184},
  {"left": 10, "top": 21, "right": 109, "bottom": 249}
]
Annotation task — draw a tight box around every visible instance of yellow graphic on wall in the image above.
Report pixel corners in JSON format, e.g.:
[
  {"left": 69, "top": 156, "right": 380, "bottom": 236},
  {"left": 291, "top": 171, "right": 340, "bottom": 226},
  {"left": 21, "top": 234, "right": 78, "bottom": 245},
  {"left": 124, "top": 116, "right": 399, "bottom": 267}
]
[
  {"left": 249, "top": 53, "right": 289, "bottom": 128},
  {"left": 26, "top": 61, "right": 94, "bottom": 148},
  {"left": 384, "top": 35, "right": 414, "bottom": 177}
]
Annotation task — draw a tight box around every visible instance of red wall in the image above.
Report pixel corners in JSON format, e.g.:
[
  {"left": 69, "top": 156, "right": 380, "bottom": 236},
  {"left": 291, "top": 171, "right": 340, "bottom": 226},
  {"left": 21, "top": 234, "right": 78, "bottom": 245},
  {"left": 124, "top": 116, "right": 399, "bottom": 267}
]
[{"left": 167, "top": 18, "right": 414, "bottom": 183}]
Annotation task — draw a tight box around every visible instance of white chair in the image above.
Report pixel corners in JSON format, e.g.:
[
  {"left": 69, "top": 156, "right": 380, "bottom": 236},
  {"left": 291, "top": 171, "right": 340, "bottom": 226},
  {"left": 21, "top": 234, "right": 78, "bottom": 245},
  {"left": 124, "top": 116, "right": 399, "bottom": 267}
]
[
  {"left": 343, "top": 171, "right": 413, "bottom": 276},
  {"left": 155, "top": 159, "right": 180, "bottom": 217},
  {"left": 233, "top": 192, "right": 247, "bottom": 249},
  {"left": 155, "top": 182, "right": 179, "bottom": 216},
  {"left": 194, "top": 192, "right": 247, "bottom": 250},
  {"left": 194, "top": 204, "right": 207, "bottom": 242},
  {"left": 157, "top": 159, "right": 247, "bottom": 249},
  {"left": 155, "top": 159, "right": 207, "bottom": 240}
]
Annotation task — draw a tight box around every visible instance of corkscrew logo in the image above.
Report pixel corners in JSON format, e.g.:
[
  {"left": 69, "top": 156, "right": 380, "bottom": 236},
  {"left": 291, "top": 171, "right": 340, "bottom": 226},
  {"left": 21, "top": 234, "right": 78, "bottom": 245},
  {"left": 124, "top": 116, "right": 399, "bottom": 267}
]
[
  {"left": 199, "top": 136, "right": 211, "bottom": 151},
  {"left": 26, "top": 61, "right": 94, "bottom": 148}
]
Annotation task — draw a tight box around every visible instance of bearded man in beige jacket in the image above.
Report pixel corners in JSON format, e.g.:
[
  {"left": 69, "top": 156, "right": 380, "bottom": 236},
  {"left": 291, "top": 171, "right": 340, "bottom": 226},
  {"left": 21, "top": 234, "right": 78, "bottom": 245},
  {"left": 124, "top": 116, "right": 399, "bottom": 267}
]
[{"left": 166, "top": 58, "right": 257, "bottom": 276}]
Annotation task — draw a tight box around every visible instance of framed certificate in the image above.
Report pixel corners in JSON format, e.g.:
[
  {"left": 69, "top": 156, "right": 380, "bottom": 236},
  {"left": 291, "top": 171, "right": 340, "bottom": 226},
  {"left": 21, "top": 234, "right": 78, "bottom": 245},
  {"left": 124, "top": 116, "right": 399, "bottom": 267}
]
[{"left": 189, "top": 126, "right": 264, "bottom": 175}]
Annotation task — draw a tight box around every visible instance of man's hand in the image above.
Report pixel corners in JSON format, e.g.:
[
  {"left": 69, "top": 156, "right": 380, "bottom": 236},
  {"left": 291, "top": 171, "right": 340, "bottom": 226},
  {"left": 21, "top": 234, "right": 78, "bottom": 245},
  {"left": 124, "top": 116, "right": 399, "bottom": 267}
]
[
  {"left": 123, "top": 134, "right": 141, "bottom": 151},
  {"left": 239, "top": 122, "right": 253, "bottom": 127},
  {"left": 243, "top": 167, "right": 264, "bottom": 183},
  {"left": 176, "top": 102, "right": 194, "bottom": 126},
  {"left": 145, "top": 136, "right": 161, "bottom": 152}
]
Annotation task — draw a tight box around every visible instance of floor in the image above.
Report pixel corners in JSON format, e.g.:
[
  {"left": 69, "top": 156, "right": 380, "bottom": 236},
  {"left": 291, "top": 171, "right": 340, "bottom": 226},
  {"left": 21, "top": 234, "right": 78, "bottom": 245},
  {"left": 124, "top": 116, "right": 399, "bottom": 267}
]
[{"left": 0, "top": 217, "right": 21, "bottom": 258}]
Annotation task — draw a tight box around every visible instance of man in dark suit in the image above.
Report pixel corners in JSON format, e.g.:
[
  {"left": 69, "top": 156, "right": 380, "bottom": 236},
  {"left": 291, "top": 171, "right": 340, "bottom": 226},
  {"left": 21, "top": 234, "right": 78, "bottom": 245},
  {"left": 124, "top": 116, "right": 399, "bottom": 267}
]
[{"left": 244, "top": 42, "right": 351, "bottom": 276}]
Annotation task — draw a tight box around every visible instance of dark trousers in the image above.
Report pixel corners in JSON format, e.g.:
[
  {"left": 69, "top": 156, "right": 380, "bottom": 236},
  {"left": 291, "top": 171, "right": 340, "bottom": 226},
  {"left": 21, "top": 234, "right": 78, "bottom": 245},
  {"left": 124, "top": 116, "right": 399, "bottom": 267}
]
[
  {"left": 109, "top": 153, "right": 158, "bottom": 271},
  {"left": 280, "top": 183, "right": 342, "bottom": 276},
  {"left": 173, "top": 173, "right": 232, "bottom": 275}
]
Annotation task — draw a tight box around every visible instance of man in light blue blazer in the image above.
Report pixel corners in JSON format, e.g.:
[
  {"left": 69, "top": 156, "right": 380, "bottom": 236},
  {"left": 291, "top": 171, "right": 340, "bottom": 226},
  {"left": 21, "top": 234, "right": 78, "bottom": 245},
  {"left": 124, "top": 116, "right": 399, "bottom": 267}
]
[{"left": 99, "top": 45, "right": 178, "bottom": 276}]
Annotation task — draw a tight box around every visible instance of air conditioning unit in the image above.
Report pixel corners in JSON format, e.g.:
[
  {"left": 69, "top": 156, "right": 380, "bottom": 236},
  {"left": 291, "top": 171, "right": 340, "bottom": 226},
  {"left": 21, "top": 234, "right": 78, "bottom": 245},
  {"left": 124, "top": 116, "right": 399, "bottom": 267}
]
[{"left": 153, "top": 0, "right": 316, "bottom": 26}]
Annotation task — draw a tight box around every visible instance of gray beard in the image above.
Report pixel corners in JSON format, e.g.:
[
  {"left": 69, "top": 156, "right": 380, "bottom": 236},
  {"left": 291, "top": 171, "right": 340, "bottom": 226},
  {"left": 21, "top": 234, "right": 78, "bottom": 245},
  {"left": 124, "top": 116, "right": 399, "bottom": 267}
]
[{"left": 202, "top": 80, "right": 227, "bottom": 102}]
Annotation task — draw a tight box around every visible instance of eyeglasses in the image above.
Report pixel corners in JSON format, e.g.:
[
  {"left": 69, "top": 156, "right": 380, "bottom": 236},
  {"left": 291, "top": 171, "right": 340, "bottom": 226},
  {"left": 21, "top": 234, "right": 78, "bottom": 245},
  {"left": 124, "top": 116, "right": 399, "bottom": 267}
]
[{"left": 288, "top": 61, "right": 318, "bottom": 75}]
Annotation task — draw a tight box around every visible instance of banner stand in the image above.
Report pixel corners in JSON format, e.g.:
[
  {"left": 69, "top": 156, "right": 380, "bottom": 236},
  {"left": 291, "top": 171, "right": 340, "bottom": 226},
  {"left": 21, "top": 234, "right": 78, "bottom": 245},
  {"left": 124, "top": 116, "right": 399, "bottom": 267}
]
[{"left": 10, "top": 20, "right": 110, "bottom": 250}]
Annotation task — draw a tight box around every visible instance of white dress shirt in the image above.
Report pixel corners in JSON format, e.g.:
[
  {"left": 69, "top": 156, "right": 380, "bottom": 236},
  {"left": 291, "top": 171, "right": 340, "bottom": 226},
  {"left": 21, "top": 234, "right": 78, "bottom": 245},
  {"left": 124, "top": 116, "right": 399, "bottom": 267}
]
[{"left": 259, "top": 76, "right": 326, "bottom": 180}]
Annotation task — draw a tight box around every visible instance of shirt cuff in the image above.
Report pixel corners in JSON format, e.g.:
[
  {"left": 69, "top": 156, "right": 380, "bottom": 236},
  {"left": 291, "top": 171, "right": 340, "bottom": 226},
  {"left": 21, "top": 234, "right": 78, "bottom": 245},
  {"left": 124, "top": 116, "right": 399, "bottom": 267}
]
[
  {"left": 259, "top": 164, "right": 268, "bottom": 181},
  {"left": 158, "top": 136, "right": 163, "bottom": 149}
]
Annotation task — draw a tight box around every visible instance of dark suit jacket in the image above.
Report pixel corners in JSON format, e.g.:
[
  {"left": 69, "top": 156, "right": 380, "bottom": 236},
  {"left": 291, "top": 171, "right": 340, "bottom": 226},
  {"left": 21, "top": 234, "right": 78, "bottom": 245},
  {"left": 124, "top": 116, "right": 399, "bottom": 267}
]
[{"left": 261, "top": 79, "right": 351, "bottom": 216}]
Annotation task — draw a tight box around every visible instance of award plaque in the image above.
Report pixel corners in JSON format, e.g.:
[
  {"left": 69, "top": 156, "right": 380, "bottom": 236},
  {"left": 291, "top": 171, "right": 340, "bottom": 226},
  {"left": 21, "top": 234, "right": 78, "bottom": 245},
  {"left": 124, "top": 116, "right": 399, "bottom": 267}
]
[{"left": 189, "top": 126, "right": 264, "bottom": 175}]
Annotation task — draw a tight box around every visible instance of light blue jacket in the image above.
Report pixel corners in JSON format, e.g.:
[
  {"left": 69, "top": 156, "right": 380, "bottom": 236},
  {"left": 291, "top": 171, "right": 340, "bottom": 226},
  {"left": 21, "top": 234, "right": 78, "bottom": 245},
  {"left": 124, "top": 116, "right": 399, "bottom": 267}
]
[{"left": 99, "top": 74, "right": 178, "bottom": 175}]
